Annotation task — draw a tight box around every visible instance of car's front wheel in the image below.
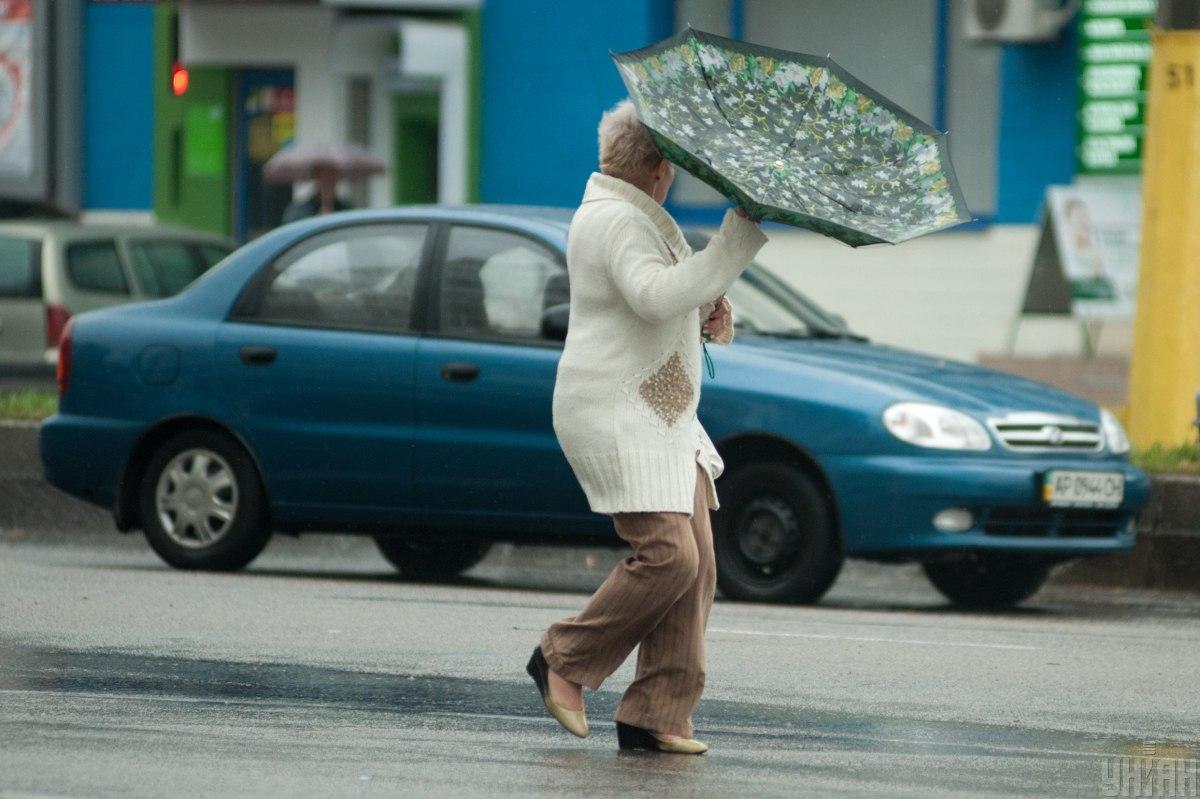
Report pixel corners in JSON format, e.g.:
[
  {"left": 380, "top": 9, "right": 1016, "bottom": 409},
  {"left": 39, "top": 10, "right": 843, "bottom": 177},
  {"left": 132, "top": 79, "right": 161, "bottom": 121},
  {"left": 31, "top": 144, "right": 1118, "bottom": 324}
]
[
  {"left": 923, "top": 553, "right": 1051, "bottom": 609},
  {"left": 712, "top": 462, "right": 843, "bottom": 604},
  {"left": 374, "top": 537, "right": 492, "bottom": 580},
  {"left": 139, "top": 430, "right": 271, "bottom": 570}
]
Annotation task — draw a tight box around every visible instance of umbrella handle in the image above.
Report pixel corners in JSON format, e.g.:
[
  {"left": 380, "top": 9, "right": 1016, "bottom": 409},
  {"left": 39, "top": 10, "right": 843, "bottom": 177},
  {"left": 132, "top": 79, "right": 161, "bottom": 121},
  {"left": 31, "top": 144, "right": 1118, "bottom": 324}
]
[{"left": 733, "top": 205, "right": 761, "bottom": 224}]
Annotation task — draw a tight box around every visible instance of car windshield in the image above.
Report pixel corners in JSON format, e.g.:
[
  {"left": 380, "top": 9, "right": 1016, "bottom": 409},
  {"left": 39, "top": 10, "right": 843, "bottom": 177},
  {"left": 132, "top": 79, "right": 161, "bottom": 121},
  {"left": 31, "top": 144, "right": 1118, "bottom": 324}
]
[{"left": 685, "top": 231, "right": 861, "bottom": 340}]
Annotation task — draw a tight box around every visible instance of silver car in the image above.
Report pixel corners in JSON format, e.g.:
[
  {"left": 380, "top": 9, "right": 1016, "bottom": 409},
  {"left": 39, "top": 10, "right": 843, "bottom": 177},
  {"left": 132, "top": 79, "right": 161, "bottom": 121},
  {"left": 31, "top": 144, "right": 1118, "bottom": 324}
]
[{"left": 0, "top": 220, "right": 232, "bottom": 369}]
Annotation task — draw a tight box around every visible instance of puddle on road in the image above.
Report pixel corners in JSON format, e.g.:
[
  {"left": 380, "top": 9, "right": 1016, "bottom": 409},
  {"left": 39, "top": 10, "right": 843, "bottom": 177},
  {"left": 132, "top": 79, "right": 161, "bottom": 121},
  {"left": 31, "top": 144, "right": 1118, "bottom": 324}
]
[{"left": 2, "top": 641, "right": 1194, "bottom": 766}]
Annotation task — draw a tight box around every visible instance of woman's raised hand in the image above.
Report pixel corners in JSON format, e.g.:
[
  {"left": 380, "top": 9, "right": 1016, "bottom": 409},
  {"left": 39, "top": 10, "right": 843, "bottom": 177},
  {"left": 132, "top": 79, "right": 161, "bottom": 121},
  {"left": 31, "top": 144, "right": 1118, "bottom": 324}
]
[{"left": 702, "top": 296, "right": 734, "bottom": 344}]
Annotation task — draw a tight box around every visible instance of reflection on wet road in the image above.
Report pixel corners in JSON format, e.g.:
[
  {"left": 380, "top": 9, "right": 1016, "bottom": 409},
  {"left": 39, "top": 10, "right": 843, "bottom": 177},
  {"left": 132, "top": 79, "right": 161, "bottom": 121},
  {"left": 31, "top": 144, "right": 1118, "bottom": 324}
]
[
  {"left": 6, "top": 644, "right": 1192, "bottom": 798},
  {"left": 1, "top": 535, "right": 1199, "bottom": 797}
]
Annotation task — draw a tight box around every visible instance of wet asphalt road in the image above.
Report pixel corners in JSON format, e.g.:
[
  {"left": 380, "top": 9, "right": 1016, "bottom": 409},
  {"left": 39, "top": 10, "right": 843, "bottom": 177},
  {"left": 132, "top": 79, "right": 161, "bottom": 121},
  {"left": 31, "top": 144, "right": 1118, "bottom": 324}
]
[{"left": 2, "top": 530, "right": 1199, "bottom": 798}]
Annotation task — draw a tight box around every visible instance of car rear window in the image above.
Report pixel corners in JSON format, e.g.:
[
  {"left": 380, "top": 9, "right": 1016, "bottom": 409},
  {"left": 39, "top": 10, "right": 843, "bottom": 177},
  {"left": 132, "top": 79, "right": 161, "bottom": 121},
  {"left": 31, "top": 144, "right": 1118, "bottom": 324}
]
[
  {"left": 131, "top": 240, "right": 210, "bottom": 297},
  {"left": 0, "top": 236, "right": 42, "bottom": 298},
  {"left": 66, "top": 241, "right": 130, "bottom": 294}
]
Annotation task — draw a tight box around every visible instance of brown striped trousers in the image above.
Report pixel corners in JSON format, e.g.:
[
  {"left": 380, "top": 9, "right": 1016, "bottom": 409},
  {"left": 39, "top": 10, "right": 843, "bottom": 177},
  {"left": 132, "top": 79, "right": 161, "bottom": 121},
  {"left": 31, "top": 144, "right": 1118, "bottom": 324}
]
[{"left": 540, "top": 464, "right": 716, "bottom": 738}]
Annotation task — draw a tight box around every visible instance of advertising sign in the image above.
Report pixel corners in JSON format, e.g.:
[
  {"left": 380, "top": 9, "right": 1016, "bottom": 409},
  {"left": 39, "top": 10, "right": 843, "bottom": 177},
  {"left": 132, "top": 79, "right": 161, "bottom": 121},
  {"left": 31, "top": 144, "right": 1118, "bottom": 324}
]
[
  {"left": 1077, "top": 0, "right": 1156, "bottom": 175},
  {"left": 0, "top": 0, "right": 33, "bottom": 180},
  {"left": 1046, "top": 181, "right": 1142, "bottom": 318}
]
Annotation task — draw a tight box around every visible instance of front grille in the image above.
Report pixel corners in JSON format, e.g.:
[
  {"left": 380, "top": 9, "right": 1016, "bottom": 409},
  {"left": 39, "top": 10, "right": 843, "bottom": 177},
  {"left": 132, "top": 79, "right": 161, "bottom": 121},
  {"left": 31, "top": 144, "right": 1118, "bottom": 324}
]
[
  {"left": 989, "top": 413, "right": 1103, "bottom": 452},
  {"left": 981, "top": 507, "right": 1126, "bottom": 538}
]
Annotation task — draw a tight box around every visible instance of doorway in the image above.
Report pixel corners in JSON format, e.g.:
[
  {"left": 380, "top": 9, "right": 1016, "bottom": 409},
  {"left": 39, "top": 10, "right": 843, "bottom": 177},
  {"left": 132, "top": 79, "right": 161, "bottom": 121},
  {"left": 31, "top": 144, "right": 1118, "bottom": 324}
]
[
  {"left": 392, "top": 92, "right": 439, "bottom": 205},
  {"left": 234, "top": 68, "right": 295, "bottom": 242}
]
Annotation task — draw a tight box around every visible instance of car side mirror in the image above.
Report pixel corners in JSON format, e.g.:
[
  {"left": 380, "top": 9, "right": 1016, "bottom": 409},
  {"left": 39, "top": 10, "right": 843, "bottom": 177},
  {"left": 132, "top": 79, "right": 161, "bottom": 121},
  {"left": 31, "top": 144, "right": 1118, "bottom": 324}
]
[{"left": 540, "top": 303, "right": 570, "bottom": 342}]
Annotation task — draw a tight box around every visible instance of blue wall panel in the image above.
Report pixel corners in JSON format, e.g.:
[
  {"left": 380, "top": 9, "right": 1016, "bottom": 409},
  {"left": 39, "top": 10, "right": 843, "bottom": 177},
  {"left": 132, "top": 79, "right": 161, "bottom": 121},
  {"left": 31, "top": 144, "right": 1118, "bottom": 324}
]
[
  {"left": 995, "top": 24, "right": 1078, "bottom": 223},
  {"left": 481, "top": 0, "right": 673, "bottom": 206},
  {"left": 83, "top": 3, "right": 155, "bottom": 210}
]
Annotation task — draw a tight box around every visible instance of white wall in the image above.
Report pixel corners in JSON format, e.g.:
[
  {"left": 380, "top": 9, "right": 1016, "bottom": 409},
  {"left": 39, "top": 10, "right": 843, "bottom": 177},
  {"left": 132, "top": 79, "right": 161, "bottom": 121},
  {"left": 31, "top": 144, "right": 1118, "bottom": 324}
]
[
  {"left": 330, "top": 19, "right": 399, "bottom": 208},
  {"left": 751, "top": 226, "right": 1133, "bottom": 363}
]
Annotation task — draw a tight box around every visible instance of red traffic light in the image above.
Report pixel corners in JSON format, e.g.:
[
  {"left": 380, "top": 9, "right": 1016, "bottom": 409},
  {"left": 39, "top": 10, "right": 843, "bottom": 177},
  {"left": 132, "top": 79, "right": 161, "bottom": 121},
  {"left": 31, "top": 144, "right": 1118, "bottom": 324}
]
[{"left": 171, "top": 61, "right": 189, "bottom": 96}]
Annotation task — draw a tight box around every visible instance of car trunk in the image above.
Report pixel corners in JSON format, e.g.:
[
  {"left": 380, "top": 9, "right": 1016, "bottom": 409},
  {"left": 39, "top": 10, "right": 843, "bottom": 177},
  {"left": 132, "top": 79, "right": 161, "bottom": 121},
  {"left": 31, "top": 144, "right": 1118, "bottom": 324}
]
[{"left": 0, "top": 236, "right": 48, "bottom": 368}]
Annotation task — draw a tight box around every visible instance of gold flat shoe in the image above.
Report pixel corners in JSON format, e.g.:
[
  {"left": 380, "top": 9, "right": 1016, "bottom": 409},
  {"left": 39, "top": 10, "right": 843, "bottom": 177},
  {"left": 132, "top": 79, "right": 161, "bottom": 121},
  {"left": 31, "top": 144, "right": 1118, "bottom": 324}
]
[
  {"left": 526, "top": 646, "right": 588, "bottom": 738},
  {"left": 616, "top": 721, "right": 708, "bottom": 754}
]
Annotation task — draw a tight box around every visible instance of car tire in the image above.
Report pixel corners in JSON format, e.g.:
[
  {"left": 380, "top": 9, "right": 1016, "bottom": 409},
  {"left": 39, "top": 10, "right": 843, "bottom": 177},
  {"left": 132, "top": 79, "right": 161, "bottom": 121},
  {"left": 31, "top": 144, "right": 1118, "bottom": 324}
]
[
  {"left": 712, "top": 462, "right": 843, "bottom": 604},
  {"left": 139, "top": 429, "right": 271, "bottom": 571},
  {"left": 374, "top": 537, "right": 492, "bottom": 580},
  {"left": 922, "top": 553, "right": 1051, "bottom": 609}
]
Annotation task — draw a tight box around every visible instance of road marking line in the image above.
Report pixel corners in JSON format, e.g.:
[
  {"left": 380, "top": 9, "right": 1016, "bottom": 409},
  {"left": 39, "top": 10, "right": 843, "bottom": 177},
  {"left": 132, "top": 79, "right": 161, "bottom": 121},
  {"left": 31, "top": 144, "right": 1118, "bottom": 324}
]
[{"left": 707, "top": 627, "right": 1036, "bottom": 651}]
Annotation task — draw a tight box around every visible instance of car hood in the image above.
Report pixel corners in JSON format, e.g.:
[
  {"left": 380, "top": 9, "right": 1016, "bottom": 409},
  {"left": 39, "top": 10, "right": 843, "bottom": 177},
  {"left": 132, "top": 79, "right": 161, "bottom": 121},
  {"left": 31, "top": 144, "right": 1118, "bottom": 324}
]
[{"left": 731, "top": 336, "right": 1099, "bottom": 419}]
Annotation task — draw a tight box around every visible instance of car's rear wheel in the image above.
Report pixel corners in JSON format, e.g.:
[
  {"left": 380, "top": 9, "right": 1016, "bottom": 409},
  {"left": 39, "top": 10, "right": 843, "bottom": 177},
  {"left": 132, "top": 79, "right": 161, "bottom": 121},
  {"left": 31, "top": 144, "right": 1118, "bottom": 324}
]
[
  {"left": 374, "top": 537, "right": 492, "bottom": 580},
  {"left": 139, "top": 430, "right": 271, "bottom": 571},
  {"left": 923, "top": 553, "right": 1051, "bottom": 609},
  {"left": 712, "top": 462, "right": 843, "bottom": 604}
]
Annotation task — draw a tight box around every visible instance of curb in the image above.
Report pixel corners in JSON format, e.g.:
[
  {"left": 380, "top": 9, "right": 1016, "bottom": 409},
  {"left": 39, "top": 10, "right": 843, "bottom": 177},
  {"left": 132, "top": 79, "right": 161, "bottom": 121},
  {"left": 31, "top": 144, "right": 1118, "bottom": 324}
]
[
  {"left": 1054, "top": 474, "right": 1200, "bottom": 591},
  {"left": 1, "top": 426, "right": 1196, "bottom": 591},
  {"left": 0, "top": 425, "right": 113, "bottom": 533}
]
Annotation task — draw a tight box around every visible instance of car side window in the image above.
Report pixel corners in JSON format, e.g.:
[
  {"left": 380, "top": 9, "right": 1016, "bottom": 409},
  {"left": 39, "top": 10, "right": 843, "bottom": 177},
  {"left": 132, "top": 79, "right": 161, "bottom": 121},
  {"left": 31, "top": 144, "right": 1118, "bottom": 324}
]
[
  {"left": 438, "top": 226, "right": 567, "bottom": 342},
  {"left": 65, "top": 241, "right": 130, "bottom": 295},
  {"left": 247, "top": 223, "right": 427, "bottom": 334},
  {"left": 0, "top": 237, "right": 41, "bottom": 298},
  {"left": 196, "top": 243, "right": 232, "bottom": 270},
  {"left": 130, "top": 241, "right": 207, "bottom": 297}
]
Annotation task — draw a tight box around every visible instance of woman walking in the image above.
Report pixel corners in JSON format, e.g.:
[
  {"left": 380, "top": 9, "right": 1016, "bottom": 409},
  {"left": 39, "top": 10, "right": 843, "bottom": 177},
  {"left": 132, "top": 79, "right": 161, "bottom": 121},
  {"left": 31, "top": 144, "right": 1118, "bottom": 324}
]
[{"left": 526, "top": 100, "right": 767, "bottom": 754}]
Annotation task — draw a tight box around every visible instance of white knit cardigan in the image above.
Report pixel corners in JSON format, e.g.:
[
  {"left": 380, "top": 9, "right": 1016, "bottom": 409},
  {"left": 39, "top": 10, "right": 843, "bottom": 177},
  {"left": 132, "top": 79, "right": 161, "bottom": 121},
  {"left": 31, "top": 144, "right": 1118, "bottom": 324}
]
[{"left": 552, "top": 172, "right": 768, "bottom": 515}]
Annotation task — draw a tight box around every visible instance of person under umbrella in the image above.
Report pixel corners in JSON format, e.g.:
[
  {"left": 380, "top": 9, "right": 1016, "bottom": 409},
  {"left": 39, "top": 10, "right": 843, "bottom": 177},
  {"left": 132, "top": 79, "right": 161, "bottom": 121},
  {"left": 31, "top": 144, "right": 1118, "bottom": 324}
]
[
  {"left": 526, "top": 99, "right": 766, "bottom": 755},
  {"left": 264, "top": 142, "right": 385, "bottom": 223}
]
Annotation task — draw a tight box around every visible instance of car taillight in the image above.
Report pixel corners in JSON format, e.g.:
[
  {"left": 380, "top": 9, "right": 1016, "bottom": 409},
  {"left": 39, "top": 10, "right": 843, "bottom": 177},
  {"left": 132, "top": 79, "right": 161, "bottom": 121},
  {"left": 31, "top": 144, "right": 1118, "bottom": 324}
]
[
  {"left": 56, "top": 318, "right": 73, "bottom": 397},
  {"left": 45, "top": 303, "right": 71, "bottom": 348}
]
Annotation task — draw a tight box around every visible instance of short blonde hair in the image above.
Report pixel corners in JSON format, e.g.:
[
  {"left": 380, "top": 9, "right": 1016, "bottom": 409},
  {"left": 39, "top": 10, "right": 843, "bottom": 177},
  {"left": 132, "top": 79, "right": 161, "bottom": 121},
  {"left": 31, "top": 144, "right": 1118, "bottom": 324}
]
[{"left": 598, "top": 100, "right": 663, "bottom": 184}]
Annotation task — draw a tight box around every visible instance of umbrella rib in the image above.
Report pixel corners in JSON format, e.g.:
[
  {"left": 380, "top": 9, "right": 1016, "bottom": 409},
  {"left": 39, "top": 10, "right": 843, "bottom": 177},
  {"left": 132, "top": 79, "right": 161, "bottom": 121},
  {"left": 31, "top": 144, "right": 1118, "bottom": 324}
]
[
  {"left": 611, "top": 28, "right": 969, "bottom": 246},
  {"left": 688, "top": 38, "right": 738, "bottom": 141}
]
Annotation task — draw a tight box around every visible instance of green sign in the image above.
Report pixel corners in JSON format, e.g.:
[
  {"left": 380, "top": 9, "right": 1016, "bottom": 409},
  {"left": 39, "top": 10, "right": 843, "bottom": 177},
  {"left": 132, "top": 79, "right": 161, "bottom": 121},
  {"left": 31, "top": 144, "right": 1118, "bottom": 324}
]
[
  {"left": 1077, "top": 0, "right": 1156, "bottom": 175},
  {"left": 184, "top": 104, "right": 226, "bottom": 179}
]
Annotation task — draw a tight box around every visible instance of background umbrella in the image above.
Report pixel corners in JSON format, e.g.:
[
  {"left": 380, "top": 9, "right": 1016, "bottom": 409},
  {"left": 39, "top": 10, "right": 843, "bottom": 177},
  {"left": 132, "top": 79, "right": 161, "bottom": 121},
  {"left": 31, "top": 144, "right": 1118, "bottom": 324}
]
[
  {"left": 263, "top": 142, "right": 385, "bottom": 184},
  {"left": 612, "top": 28, "right": 971, "bottom": 247}
]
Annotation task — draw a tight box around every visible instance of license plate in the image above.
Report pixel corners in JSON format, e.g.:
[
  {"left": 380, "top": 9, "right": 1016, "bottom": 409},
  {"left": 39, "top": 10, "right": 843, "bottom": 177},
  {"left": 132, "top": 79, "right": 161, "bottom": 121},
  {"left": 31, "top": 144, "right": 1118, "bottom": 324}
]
[{"left": 1042, "top": 470, "right": 1124, "bottom": 508}]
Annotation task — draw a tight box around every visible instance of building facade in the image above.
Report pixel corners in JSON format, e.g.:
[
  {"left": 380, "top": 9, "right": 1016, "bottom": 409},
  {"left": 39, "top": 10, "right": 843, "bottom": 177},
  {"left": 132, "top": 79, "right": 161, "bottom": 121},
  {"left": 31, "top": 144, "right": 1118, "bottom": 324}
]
[
  {"left": 14, "top": 0, "right": 1120, "bottom": 365},
  {"left": 70, "top": 0, "right": 1083, "bottom": 234}
]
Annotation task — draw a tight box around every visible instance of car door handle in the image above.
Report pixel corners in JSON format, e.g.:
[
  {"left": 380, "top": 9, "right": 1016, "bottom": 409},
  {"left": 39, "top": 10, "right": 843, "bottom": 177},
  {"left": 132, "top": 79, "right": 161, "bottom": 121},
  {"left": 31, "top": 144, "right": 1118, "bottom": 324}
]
[
  {"left": 239, "top": 346, "right": 277, "bottom": 366},
  {"left": 440, "top": 362, "right": 480, "bottom": 382}
]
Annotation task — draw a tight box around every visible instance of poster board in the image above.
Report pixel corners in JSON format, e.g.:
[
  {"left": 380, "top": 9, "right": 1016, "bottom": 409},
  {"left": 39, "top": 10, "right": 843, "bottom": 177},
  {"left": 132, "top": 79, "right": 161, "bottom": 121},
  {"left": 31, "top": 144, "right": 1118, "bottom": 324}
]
[{"left": 1019, "top": 180, "right": 1142, "bottom": 321}]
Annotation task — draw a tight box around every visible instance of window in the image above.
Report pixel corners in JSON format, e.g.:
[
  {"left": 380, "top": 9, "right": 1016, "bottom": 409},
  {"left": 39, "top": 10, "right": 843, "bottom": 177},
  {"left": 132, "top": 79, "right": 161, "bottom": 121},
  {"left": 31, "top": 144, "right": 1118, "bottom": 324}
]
[
  {"left": 196, "top": 243, "right": 232, "bottom": 270},
  {"left": 438, "top": 226, "right": 566, "bottom": 342},
  {"left": 248, "top": 223, "right": 427, "bottom": 333},
  {"left": 131, "top": 241, "right": 207, "bottom": 297},
  {"left": 66, "top": 241, "right": 129, "bottom": 295},
  {"left": 0, "top": 237, "right": 41, "bottom": 298}
]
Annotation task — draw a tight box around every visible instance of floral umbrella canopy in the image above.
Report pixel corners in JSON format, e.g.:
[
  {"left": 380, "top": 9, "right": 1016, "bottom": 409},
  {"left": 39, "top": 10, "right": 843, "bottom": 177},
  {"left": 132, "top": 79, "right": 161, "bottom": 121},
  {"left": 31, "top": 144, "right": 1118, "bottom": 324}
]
[{"left": 612, "top": 28, "right": 971, "bottom": 247}]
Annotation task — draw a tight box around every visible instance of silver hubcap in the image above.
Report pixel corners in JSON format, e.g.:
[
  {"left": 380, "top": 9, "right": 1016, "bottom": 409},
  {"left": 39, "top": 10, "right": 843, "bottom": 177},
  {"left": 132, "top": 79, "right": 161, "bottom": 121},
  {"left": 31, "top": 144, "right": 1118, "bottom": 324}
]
[{"left": 155, "top": 448, "right": 239, "bottom": 549}]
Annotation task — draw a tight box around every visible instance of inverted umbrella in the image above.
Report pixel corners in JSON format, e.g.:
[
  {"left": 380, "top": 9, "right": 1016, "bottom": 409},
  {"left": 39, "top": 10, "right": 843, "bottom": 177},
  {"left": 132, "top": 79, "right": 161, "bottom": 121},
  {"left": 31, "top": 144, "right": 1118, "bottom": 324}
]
[
  {"left": 612, "top": 28, "right": 971, "bottom": 246},
  {"left": 263, "top": 142, "right": 385, "bottom": 184}
]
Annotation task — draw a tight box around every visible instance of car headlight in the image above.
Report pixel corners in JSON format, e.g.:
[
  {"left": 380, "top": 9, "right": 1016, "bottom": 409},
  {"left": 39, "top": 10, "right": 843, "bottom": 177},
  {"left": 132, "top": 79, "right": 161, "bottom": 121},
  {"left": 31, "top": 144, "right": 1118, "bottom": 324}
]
[
  {"left": 1101, "top": 408, "right": 1130, "bottom": 454},
  {"left": 883, "top": 402, "right": 992, "bottom": 451}
]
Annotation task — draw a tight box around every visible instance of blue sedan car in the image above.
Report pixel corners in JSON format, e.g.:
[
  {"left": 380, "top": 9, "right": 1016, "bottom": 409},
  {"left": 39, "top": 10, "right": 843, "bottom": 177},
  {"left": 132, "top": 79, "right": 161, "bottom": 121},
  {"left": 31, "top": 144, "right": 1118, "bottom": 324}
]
[{"left": 41, "top": 206, "right": 1149, "bottom": 608}]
